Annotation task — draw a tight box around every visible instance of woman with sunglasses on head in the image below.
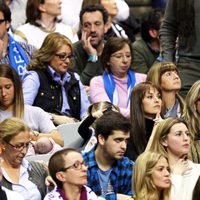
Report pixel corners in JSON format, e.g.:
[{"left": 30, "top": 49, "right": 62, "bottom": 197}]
[
  {"left": 146, "top": 117, "right": 200, "bottom": 200},
  {"left": 90, "top": 37, "right": 146, "bottom": 118},
  {"left": 22, "top": 32, "right": 90, "bottom": 125},
  {"left": 0, "top": 117, "right": 48, "bottom": 200},
  {"left": 44, "top": 148, "right": 98, "bottom": 200}
]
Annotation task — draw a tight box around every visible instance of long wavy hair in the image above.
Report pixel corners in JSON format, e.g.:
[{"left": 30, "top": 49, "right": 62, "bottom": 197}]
[
  {"left": 0, "top": 64, "right": 24, "bottom": 118},
  {"left": 130, "top": 81, "right": 162, "bottom": 156},
  {"left": 27, "top": 32, "right": 73, "bottom": 70},
  {"left": 183, "top": 80, "right": 200, "bottom": 139},
  {"left": 134, "top": 151, "right": 170, "bottom": 200}
]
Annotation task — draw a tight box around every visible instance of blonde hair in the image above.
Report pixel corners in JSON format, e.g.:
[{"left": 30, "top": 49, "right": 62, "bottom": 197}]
[
  {"left": 183, "top": 80, "right": 200, "bottom": 139},
  {"left": 147, "top": 117, "right": 190, "bottom": 157},
  {"left": 27, "top": 32, "right": 74, "bottom": 70},
  {"left": 0, "top": 117, "right": 30, "bottom": 143},
  {"left": 134, "top": 151, "right": 170, "bottom": 200},
  {"left": 147, "top": 62, "right": 185, "bottom": 116}
]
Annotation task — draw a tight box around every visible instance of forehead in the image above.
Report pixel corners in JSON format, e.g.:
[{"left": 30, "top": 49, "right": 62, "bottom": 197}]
[
  {"left": 57, "top": 44, "right": 72, "bottom": 53},
  {"left": 113, "top": 44, "right": 130, "bottom": 54},
  {"left": 64, "top": 151, "right": 83, "bottom": 164},
  {"left": 145, "top": 86, "right": 158, "bottom": 95},
  {"left": 82, "top": 11, "right": 104, "bottom": 23},
  {"left": 109, "top": 130, "right": 130, "bottom": 139},
  {"left": 11, "top": 131, "right": 30, "bottom": 142},
  {"left": 0, "top": 77, "right": 13, "bottom": 84},
  {"left": 155, "top": 156, "right": 168, "bottom": 167},
  {"left": 169, "top": 122, "right": 188, "bottom": 132}
]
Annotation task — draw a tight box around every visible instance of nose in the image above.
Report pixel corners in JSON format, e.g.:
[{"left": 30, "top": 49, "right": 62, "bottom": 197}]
[
  {"left": 1, "top": 88, "right": 6, "bottom": 97},
  {"left": 21, "top": 145, "right": 28, "bottom": 155},
  {"left": 172, "top": 71, "right": 179, "bottom": 79},
  {"left": 121, "top": 140, "right": 127, "bottom": 150},
  {"left": 90, "top": 24, "right": 96, "bottom": 32},
  {"left": 183, "top": 132, "right": 189, "bottom": 141},
  {"left": 164, "top": 168, "right": 170, "bottom": 176}
]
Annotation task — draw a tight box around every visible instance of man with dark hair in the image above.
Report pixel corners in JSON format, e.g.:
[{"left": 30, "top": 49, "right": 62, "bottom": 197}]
[
  {"left": 82, "top": 111, "right": 134, "bottom": 200},
  {"left": 0, "top": 3, "right": 35, "bottom": 79},
  {"left": 73, "top": 4, "right": 109, "bottom": 86},
  {"left": 131, "top": 8, "right": 164, "bottom": 74}
]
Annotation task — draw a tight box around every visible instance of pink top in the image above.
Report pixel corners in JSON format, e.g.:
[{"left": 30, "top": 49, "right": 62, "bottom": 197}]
[{"left": 90, "top": 73, "right": 146, "bottom": 118}]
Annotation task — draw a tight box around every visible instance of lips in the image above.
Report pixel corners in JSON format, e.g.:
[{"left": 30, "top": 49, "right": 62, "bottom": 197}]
[{"left": 183, "top": 143, "right": 190, "bottom": 148}]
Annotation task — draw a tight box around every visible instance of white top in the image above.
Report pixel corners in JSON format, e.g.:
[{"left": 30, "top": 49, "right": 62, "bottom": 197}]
[
  {"left": 14, "top": 22, "right": 78, "bottom": 49},
  {"left": 170, "top": 161, "right": 200, "bottom": 200},
  {"left": 44, "top": 186, "right": 98, "bottom": 200},
  {"left": 0, "top": 105, "right": 56, "bottom": 133},
  {"left": 2, "top": 186, "right": 24, "bottom": 200}
]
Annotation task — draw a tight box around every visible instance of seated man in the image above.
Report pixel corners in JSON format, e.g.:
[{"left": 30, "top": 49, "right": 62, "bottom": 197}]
[
  {"left": 82, "top": 111, "right": 134, "bottom": 200},
  {"left": 131, "top": 8, "right": 164, "bottom": 74},
  {"left": 73, "top": 4, "right": 108, "bottom": 86},
  {"left": 0, "top": 3, "right": 35, "bottom": 79}
]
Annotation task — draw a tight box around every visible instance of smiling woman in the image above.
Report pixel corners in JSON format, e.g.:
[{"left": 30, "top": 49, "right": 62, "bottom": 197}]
[{"left": 22, "top": 32, "right": 90, "bottom": 124}]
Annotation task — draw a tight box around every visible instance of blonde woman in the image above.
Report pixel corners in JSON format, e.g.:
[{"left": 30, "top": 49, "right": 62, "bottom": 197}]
[
  {"left": 147, "top": 62, "right": 185, "bottom": 118},
  {"left": 133, "top": 151, "right": 171, "bottom": 200},
  {"left": 147, "top": 117, "right": 200, "bottom": 200},
  {"left": 183, "top": 80, "right": 200, "bottom": 163}
]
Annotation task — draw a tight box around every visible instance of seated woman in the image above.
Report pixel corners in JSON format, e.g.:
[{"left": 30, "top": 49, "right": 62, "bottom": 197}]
[
  {"left": 14, "top": 0, "right": 78, "bottom": 49},
  {"left": 0, "top": 117, "right": 48, "bottom": 200},
  {"left": 78, "top": 101, "right": 119, "bottom": 151},
  {"left": 147, "top": 62, "right": 185, "bottom": 118},
  {"left": 44, "top": 148, "right": 98, "bottom": 200},
  {"left": 90, "top": 37, "right": 146, "bottom": 118},
  {"left": 133, "top": 151, "right": 171, "bottom": 200},
  {"left": 146, "top": 117, "right": 200, "bottom": 200},
  {"left": 22, "top": 32, "right": 90, "bottom": 124},
  {"left": 125, "top": 81, "right": 162, "bottom": 161},
  {"left": 182, "top": 80, "right": 200, "bottom": 163},
  {"left": 0, "top": 64, "right": 63, "bottom": 146}
]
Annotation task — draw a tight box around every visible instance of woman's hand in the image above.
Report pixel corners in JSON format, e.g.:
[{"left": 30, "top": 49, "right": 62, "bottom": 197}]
[
  {"left": 171, "top": 158, "right": 192, "bottom": 175},
  {"left": 52, "top": 114, "right": 78, "bottom": 125},
  {"left": 45, "top": 175, "right": 57, "bottom": 191},
  {"left": 153, "top": 112, "right": 163, "bottom": 126}
]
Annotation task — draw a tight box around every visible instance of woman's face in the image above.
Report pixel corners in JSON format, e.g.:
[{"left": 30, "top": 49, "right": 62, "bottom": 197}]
[
  {"left": 108, "top": 44, "right": 131, "bottom": 78},
  {"left": 161, "top": 70, "right": 181, "bottom": 91},
  {"left": 142, "top": 86, "right": 162, "bottom": 118},
  {"left": 60, "top": 151, "right": 88, "bottom": 187},
  {"left": 100, "top": 0, "right": 118, "bottom": 17},
  {"left": 41, "top": 0, "right": 61, "bottom": 17},
  {"left": 0, "top": 77, "right": 14, "bottom": 111},
  {"left": 151, "top": 157, "right": 170, "bottom": 190},
  {"left": 162, "top": 123, "right": 190, "bottom": 158},
  {"left": 50, "top": 44, "right": 73, "bottom": 74},
  {"left": 2, "top": 131, "right": 31, "bottom": 168}
]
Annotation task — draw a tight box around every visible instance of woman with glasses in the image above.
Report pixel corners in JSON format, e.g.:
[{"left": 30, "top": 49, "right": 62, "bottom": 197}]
[
  {"left": 44, "top": 148, "right": 98, "bottom": 200},
  {"left": 90, "top": 37, "right": 146, "bottom": 118},
  {"left": 0, "top": 117, "right": 48, "bottom": 200},
  {"left": 0, "top": 64, "right": 63, "bottom": 146},
  {"left": 22, "top": 32, "right": 90, "bottom": 124}
]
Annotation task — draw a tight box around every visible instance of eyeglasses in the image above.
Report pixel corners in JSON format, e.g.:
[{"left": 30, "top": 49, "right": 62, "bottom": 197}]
[
  {"left": 61, "top": 161, "right": 88, "bottom": 171},
  {"left": 111, "top": 54, "right": 131, "bottom": 61},
  {"left": 55, "top": 53, "right": 75, "bottom": 61},
  {"left": 6, "top": 141, "right": 33, "bottom": 151},
  {"left": 0, "top": 19, "right": 5, "bottom": 24}
]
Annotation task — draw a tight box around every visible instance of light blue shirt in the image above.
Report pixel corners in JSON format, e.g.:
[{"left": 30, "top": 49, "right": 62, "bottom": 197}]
[
  {"left": 2, "top": 159, "right": 42, "bottom": 200},
  {"left": 22, "top": 66, "right": 90, "bottom": 119}
]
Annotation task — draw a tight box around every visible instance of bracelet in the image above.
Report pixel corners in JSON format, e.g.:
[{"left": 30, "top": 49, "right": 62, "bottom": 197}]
[
  {"left": 88, "top": 55, "right": 98, "bottom": 62},
  {"left": 31, "top": 130, "right": 39, "bottom": 141}
]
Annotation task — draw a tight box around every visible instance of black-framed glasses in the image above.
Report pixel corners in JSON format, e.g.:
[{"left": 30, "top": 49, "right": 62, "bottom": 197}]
[
  {"left": 0, "top": 19, "right": 5, "bottom": 24},
  {"left": 6, "top": 141, "right": 33, "bottom": 151},
  {"left": 61, "top": 161, "right": 88, "bottom": 171},
  {"left": 55, "top": 53, "right": 75, "bottom": 61}
]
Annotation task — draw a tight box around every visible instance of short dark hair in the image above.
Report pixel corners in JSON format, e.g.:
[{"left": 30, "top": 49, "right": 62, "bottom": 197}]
[
  {"left": 95, "top": 111, "right": 131, "bottom": 140},
  {"left": 141, "top": 8, "right": 164, "bottom": 43},
  {"left": 101, "top": 37, "right": 133, "bottom": 73},
  {"left": 80, "top": 4, "right": 108, "bottom": 25},
  {"left": 48, "top": 148, "right": 80, "bottom": 189},
  {"left": 0, "top": 3, "right": 11, "bottom": 22}
]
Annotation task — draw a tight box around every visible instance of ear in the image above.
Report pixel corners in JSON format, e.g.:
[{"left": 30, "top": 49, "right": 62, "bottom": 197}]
[
  {"left": 98, "top": 134, "right": 105, "bottom": 146},
  {"left": 5, "top": 21, "right": 11, "bottom": 30},
  {"left": 39, "top": 3, "right": 46, "bottom": 12},
  {"left": 160, "top": 137, "right": 168, "bottom": 147},
  {"left": 149, "top": 29, "right": 159, "bottom": 39},
  {"left": 55, "top": 172, "right": 66, "bottom": 183},
  {"left": 104, "top": 21, "right": 111, "bottom": 34}
]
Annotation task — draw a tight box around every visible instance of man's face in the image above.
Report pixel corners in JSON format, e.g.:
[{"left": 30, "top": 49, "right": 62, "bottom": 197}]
[
  {"left": 100, "top": 130, "right": 130, "bottom": 160},
  {"left": 0, "top": 11, "right": 10, "bottom": 40},
  {"left": 81, "top": 11, "right": 106, "bottom": 48}
]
